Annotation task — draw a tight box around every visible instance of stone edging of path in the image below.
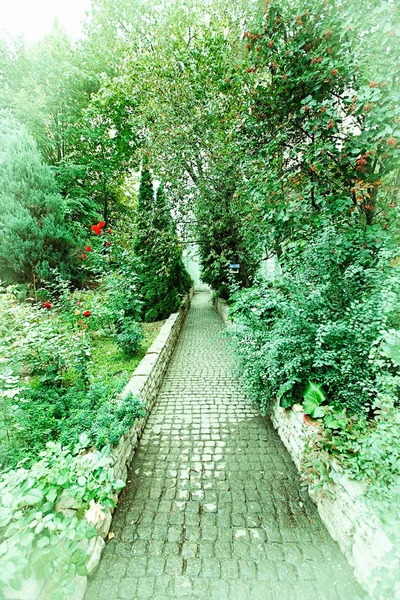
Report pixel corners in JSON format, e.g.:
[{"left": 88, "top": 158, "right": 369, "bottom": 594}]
[
  {"left": 71, "top": 288, "right": 194, "bottom": 600},
  {"left": 214, "top": 297, "right": 393, "bottom": 598}
]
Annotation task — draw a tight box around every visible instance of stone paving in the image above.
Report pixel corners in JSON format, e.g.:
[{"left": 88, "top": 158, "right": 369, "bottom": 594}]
[{"left": 86, "top": 291, "right": 364, "bottom": 600}]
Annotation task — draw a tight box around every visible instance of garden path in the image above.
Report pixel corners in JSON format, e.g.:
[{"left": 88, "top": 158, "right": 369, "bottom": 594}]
[{"left": 85, "top": 291, "right": 364, "bottom": 600}]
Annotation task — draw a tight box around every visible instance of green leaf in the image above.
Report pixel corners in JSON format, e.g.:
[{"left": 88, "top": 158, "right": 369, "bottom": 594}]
[
  {"left": 46, "top": 489, "right": 58, "bottom": 504},
  {"left": 76, "top": 563, "right": 87, "bottom": 577},
  {"left": 303, "top": 382, "right": 326, "bottom": 418},
  {"left": 0, "top": 507, "right": 12, "bottom": 527},
  {"left": 277, "top": 378, "right": 297, "bottom": 403},
  {"left": 381, "top": 333, "right": 400, "bottom": 366},
  {"left": 324, "top": 413, "right": 342, "bottom": 429},
  {"left": 36, "top": 537, "right": 50, "bottom": 548},
  {"left": 22, "top": 489, "right": 44, "bottom": 506}
]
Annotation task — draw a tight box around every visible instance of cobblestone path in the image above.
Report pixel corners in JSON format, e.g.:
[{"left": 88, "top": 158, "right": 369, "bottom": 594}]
[{"left": 86, "top": 292, "right": 364, "bottom": 600}]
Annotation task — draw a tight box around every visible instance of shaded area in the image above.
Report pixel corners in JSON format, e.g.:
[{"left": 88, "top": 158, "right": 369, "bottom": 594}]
[{"left": 86, "top": 292, "right": 364, "bottom": 600}]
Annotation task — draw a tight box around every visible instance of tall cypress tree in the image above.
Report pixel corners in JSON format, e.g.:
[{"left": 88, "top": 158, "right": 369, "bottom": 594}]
[
  {"left": 133, "top": 165, "right": 191, "bottom": 322},
  {"left": 0, "top": 113, "right": 75, "bottom": 283}
]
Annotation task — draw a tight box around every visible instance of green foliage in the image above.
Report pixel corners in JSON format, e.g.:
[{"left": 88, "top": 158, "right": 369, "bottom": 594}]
[
  {"left": 133, "top": 169, "right": 192, "bottom": 321},
  {"left": 231, "top": 231, "right": 400, "bottom": 415},
  {"left": 0, "top": 439, "right": 124, "bottom": 600},
  {"left": 0, "top": 114, "right": 77, "bottom": 283},
  {"left": 90, "top": 393, "right": 146, "bottom": 447},
  {"left": 116, "top": 321, "right": 144, "bottom": 356},
  {"left": 303, "top": 383, "right": 326, "bottom": 419},
  {"left": 0, "top": 277, "right": 146, "bottom": 470}
]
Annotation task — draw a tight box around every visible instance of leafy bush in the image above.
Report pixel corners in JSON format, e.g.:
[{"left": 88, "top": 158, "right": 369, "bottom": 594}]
[
  {"left": 0, "top": 439, "right": 125, "bottom": 600},
  {"left": 230, "top": 227, "right": 400, "bottom": 415},
  {"left": 116, "top": 320, "right": 144, "bottom": 356},
  {"left": 0, "top": 113, "right": 78, "bottom": 284},
  {"left": 90, "top": 393, "right": 146, "bottom": 447}
]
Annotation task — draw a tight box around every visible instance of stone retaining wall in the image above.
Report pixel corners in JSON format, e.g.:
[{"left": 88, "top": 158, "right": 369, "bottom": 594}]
[
  {"left": 3, "top": 291, "right": 193, "bottom": 600},
  {"left": 74, "top": 289, "right": 194, "bottom": 598},
  {"left": 270, "top": 401, "right": 393, "bottom": 597},
  {"left": 213, "top": 297, "right": 230, "bottom": 327},
  {"left": 214, "top": 297, "right": 393, "bottom": 598}
]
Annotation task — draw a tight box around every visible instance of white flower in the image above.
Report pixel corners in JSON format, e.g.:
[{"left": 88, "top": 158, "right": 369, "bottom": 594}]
[{"left": 85, "top": 500, "right": 106, "bottom": 525}]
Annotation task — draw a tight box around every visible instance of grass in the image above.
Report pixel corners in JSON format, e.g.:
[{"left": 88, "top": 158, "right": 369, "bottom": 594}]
[{"left": 89, "top": 320, "right": 165, "bottom": 396}]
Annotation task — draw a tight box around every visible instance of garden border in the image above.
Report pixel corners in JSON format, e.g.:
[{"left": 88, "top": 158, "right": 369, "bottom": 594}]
[
  {"left": 3, "top": 288, "right": 193, "bottom": 600},
  {"left": 71, "top": 288, "right": 195, "bottom": 599},
  {"left": 3, "top": 291, "right": 193, "bottom": 600},
  {"left": 214, "top": 297, "right": 393, "bottom": 598}
]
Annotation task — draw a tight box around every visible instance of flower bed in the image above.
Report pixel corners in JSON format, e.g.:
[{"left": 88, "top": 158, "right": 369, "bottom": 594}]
[{"left": 1, "top": 290, "right": 193, "bottom": 600}]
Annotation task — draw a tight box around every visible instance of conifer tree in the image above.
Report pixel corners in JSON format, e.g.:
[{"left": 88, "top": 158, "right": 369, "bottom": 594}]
[
  {"left": 133, "top": 165, "right": 191, "bottom": 321},
  {"left": 0, "top": 113, "right": 76, "bottom": 283}
]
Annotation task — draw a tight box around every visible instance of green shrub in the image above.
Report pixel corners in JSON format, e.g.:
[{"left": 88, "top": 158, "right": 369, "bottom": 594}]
[
  {"left": 0, "top": 113, "right": 77, "bottom": 284},
  {"left": 133, "top": 167, "right": 191, "bottom": 321},
  {"left": 90, "top": 393, "right": 146, "bottom": 448},
  {"left": 115, "top": 320, "right": 144, "bottom": 356},
  {"left": 0, "top": 439, "right": 125, "bottom": 600},
  {"left": 230, "top": 227, "right": 400, "bottom": 415}
]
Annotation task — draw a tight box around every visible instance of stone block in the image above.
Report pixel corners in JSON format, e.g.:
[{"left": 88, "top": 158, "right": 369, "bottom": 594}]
[{"left": 86, "top": 536, "right": 106, "bottom": 574}]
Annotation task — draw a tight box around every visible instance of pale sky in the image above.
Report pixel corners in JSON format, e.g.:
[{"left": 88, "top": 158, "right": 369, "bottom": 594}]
[{"left": 0, "top": 0, "right": 92, "bottom": 42}]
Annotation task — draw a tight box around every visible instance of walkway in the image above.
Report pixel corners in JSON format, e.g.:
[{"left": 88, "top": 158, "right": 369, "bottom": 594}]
[{"left": 86, "top": 292, "right": 364, "bottom": 600}]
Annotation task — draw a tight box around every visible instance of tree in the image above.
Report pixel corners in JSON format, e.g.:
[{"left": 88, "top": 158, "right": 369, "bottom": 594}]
[
  {"left": 133, "top": 165, "right": 191, "bottom": 321},
  {"left": 72, "top": 0, "right": 265, "bottom": 295},
  {"left": 0, "top": 113, "right": 76, "bottom": 283}
]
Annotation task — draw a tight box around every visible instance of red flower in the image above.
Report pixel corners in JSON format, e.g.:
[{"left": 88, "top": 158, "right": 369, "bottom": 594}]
[
  {"left": 82, "top": 253, "right": 87, "bottom": 260},
  {"left": 105, "top": 241, "right": 111, "bottom": 247},
  {"left": 44, "top": 301, "right": 52, "bottom": 309},
  {"left": 98, "top": 221, "right": 106, "bottom": 228},
  {"left": 83, "top": 310, "right": 91, "bottom": 318},
  {"left": 107, "top": 228, "right": 112, "bottom": 234},
  {"left": 91, "top": 225, "right": 102, "bottom": 235},
  {"left": 85, "top": 246, "right": 92, "bottom": 252}
]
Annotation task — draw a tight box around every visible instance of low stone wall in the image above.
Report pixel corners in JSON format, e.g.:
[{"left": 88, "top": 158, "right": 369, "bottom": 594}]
[
  {"left": 3, "top": 291, "right": 193, "bottom": 600},
  {"left": 74, "top": 290, "right": 193, "bottom": 598},
  {"left": 213, "top": 298, "right": 392, "bottom": 597},
  {"left": 270, "top": 401, "right": 392, "bottom": 597},
  {"left": 214, "top": 297, "right": 230, "bottom": 327}
]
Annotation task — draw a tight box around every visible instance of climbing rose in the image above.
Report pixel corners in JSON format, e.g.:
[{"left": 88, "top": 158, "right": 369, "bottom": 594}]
[
  {"left": 107, "top": 228, "right": 112, "bottom": 234},
  {"left": 82, "top": 253, "right": 87, "bottom": 260},
  {"left": 83, "top": 310, "right": 91, "bottom": 318},
  {"left": 91, "top": 225, "right": 102, "bottom": 235},
  {"left": 44, "top": 301, "right": 52, "bottom": 309},
  {"left": 85, "top": 246, "right": 91, "bottom": 252},
  {"left": 98, "top": 221, "right": 106, "bottom": 228}
]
